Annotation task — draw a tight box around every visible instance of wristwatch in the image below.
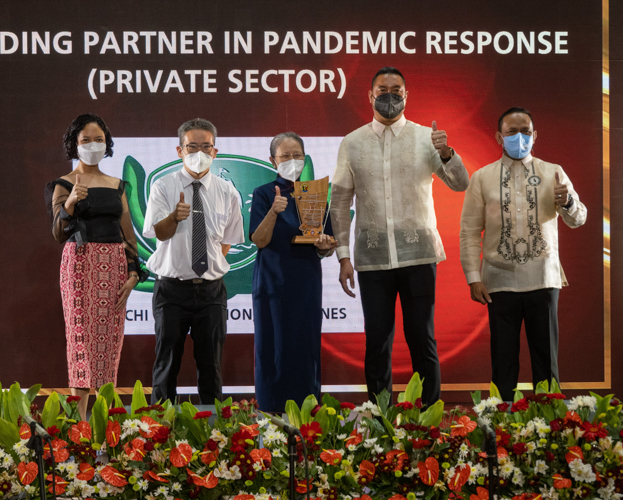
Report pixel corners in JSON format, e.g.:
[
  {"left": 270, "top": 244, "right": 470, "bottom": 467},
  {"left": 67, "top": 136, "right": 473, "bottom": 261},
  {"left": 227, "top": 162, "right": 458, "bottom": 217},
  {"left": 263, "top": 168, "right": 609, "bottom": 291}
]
[
  {"left": 440, "top": 147, "right": 455, "bottom": 163},
  {"left": 562, "top": 195, "right": 574, "bottom": 210}
]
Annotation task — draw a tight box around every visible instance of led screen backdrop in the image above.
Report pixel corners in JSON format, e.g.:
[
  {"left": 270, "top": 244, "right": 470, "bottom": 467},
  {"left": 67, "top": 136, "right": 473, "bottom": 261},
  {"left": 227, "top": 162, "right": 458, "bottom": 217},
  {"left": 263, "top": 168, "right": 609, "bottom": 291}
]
[{"left": 1, "top": 0, "right": 620, "bottom": 401}]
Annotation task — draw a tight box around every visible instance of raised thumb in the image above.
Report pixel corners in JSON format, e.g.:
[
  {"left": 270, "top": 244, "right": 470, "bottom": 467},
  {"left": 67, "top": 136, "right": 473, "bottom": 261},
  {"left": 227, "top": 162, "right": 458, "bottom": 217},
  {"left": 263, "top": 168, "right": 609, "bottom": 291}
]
[
  {"left": 180, "top": 191, "right": 185, "bottom": 203},
  {"left": 275, "top": 185, "right": 281, "bottom": 197},
  {"left": 432, "top": 120, "right": 438, "bottom": 132}
]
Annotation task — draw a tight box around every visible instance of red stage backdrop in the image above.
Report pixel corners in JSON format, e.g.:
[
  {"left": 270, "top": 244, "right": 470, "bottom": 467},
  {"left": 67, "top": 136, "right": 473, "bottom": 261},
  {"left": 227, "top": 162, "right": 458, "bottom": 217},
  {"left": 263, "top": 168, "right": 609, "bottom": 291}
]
[{"left": 0, "top": 0, "right": 620, "bottom": 402}]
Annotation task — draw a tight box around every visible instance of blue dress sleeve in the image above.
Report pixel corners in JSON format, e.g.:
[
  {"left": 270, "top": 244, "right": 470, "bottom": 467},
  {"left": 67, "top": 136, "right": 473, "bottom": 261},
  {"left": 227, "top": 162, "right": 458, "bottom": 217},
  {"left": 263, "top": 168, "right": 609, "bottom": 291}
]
[{"left": 249, "top": 185, "right": 272, "bottom": 238}]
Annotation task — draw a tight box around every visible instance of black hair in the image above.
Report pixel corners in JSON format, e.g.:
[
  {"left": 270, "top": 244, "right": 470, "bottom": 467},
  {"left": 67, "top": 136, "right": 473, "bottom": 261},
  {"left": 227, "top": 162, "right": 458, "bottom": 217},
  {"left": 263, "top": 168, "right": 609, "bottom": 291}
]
[
  {"left": 270, "top": 132, "right": 305, "bottom": 158},
  {"left": 498, "top": 107, "right": 534, "bottom": 132},
  {"left": 371, "top": 66, "right": 406, "bottom": 89},
  {"left": 178, "top": 118, "right": 217, "bottom": 145},
  {"left": 63, "top": 113, "right": 114, "bottom": 161}
]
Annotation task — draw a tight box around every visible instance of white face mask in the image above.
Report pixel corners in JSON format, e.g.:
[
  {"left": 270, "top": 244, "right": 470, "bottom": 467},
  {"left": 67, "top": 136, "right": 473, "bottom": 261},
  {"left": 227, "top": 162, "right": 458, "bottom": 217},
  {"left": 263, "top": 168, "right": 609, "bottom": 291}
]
[
  {"left": 77, "top": 142, "right": 106, "bottom": 166},
  {"left": 184, "top": 151, "right": 213, "bottom": 174},
  {"left": 277, "top": 159, "right": 305, "bottom": 182}
]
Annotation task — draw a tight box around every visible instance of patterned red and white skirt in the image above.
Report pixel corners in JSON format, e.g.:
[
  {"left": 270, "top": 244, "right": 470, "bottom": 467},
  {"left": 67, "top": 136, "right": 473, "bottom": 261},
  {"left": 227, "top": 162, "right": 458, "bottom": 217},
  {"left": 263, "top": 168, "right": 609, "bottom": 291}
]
[{"left": 60, "top": 242, "right": 127, "bottom": 388}]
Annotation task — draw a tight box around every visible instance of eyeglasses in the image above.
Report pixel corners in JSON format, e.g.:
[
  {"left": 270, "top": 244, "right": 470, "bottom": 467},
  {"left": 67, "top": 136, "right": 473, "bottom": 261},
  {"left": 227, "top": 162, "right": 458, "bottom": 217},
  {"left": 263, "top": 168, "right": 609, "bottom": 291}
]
[
  {"left": 182, "top": 143, "right": 214, "bottom": 153},
  {"left": 276, "top": 153, "right": 305, "bottom": 161}
]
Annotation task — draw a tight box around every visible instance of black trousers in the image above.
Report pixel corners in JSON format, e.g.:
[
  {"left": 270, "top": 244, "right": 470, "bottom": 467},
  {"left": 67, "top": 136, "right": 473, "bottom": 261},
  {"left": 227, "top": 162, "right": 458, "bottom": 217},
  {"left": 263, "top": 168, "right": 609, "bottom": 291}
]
[
  {"left": 358, "top": 264, "right": 440, "bottom": 406},
  {"left": 151, "top": 277, "right": 227, "bottom": 405},
  {"left": 487, "top": 288, "right": 560, "bottom": 402}
]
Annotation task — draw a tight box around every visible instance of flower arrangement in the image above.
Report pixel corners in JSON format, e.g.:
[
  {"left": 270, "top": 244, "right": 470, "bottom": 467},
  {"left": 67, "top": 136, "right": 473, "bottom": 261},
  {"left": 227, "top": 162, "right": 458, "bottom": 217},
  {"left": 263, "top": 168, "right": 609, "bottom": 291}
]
[{"left": 0, "top": 375, "right": 620, "bottom": 500}]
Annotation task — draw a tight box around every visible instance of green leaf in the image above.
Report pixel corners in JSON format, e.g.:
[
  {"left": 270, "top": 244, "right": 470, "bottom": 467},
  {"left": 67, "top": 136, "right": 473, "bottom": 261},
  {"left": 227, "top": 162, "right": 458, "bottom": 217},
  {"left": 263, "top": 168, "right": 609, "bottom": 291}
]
[
  {"left": 321, "top": 394, "right": 341, "bottom": 414},
  {"left": 98, "top": 383, "right": 116, "bottom": 408},
  {"left": 535, "top": 380, "right": 549, "bottom": 394},
  {"left": 514, "top": 390, "right": 524, "bottom": 403},
  {"left": 163, "top": 405, "right": 177, "bottom": 424},
  {"left": 5, "top": 383, "right": 30, "bottom": 426},
  {"left": 25, "top": 385, "right": 41, "bottom": 404},
  {"left": 540, "top": 404, "right": 556, "bottom": 422},
  {"left": 41, "top": 392, "right": 60, "bottom": 428},
  {"left": 131, "top": 380, "right": 149, "bottom": 415},
  {"left": 375, "top": 390, "right": 391, "bottom": 415},
  {"left": 550, "top": 378, "right": 562, "bottom": 394},
  {"left": 471, "top": 391, "right": 482, "bottom": 406},
  {"left": 285, "top": 401, "right": 302, "bottom": 429},
  {"left": 591, "top": 392, "right": 613, "bottom": 423},
  {"left": 180, "top": 402, "right": 204, "bottom": 444},
  {"left": 404, "top": 373, "right": 424, "bottom": 404},
  {"left": 0, "top": 417, "right": 19, "bottom": 449},
  {"left": 419, "top": 400, "right": 444, "bottom": 427},
  {"left": 489, "top": 382, "right": 502, "bottom": 400},
  {"left": 89, "top": 396, "right": 109, "bottom": 445},
  {"left": 300, "top": 395, "right": 318, "bottom": 425},
  {"left": 381, "top": 415, "right": 395, "bottom": 437},
  {"left": 314, "top": 406, "right": 330, "bottom": 436}
]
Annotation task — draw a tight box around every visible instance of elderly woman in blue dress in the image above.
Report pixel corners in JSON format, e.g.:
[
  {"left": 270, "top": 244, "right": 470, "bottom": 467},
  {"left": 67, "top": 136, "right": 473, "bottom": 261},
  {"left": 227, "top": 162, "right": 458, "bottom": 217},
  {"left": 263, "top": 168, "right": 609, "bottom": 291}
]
[{"left": 250, "top": 132, "right": 337, "bottom": 413}]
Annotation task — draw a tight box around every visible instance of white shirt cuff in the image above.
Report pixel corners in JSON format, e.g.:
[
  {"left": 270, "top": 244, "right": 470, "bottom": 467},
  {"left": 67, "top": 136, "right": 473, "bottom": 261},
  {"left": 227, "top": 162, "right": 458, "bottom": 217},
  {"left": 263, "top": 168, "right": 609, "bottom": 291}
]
[
  {"left": 466, "top": 271, "right": 481, "bottom": 285},
  {"left": 336, "top": 246, "right": 351, "bottom": 261}
]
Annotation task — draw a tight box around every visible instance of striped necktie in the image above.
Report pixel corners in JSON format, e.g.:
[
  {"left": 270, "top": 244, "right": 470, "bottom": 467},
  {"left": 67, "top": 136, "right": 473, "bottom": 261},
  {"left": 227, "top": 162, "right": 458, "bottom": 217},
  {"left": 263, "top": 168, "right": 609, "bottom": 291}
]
[{"left": 191, "top": 181, "right": 209, "bottom": 277}]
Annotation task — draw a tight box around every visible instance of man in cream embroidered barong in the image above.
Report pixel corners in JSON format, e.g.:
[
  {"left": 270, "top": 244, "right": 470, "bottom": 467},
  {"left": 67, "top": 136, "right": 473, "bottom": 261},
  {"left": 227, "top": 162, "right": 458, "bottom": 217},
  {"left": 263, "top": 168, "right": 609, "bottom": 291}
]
[
  {"left": 330, "top": 67, "right": 469, "bottom": 406},
  {"left": 460, "top": 107, "right": 587, "bottom": 401}
]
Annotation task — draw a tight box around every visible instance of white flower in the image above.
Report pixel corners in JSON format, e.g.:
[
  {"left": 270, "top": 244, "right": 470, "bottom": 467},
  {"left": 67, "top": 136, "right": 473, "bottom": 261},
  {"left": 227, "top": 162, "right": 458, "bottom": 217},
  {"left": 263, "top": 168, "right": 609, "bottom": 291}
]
[
  {"left": 1, "top": 455, "right": 14, "bottom": 469},
  {"left": 253, "top": 462, "right": 263, "bottom": 471},
  {"left": 459, "top": 442, "right": 470, "bottom": 459},
  {"left": 567, "top": 396, "right": 597, "bottom": 412},
  {"left": 405, "top": 467, "right": 418, "bottom": 478},
  {"left": 228, "top": 464, "right": 242, "bottom": 480},
  {"left": 526, "top": 442, "right": 537, "bottom": 454},
  {"left": 512, "top": 470, "right": 525, "bottom": 486},
  {"left": 175, "top": 439, "right": 189, "bottom": 446},
  {"left": 598, "top": 478, "right": 623, "bottom": 500},
  {"left": 96, "top": 481, "right": 124, "bottom": 497},
  {"left": 347, "top": 444, "right": 356, "bottom": 451},
  {"left": 337, "top": 433, "right": 348, "bottom": 440},
  {"left": 363, "top": 437, "right": 378, "bottom": 449},
  {"left": 569, "top": 459, "right": 596, "bottom": 483},
  {"left": 540, "top": 486, "right": 559, "bottom": 500},
  {"left": 263, "top": 429, "right": 287, "bottom": 447},
  {"left": 67, "top": 478, "right": 96, "bottom": 497},
  {"left": 499, "top": 462, "right": 515, "bottom": 479},
  {"left": 171, "top": 482, "right": 182, "bottom": 492},
  {"left": 257, "top": 418, "right": 270, "bottom": 427},
  {"left": 155, "top": 485, "right": 169, "bottom": 496},
  {"left": 373, "top": 444, "right": 384, "bottom": 455},
  {"left": 121, "top": 419, "right": 144, "bottom": 439},
  {"left": 355, "top": 401, "right": 381, "bottom": 417},
  {"left": 474, "top": 397, "right": 504, "bottom": 416},
  {"left": 137, "top": 479, "right": 149, "bottom": 491},
  {"left": 600, "top": 436, "right": 614, "bottom": 451},
  {"left": 394, "top": 428, "right": 407, "bottom": 440},
  {"left": 209, "top": 429, "right": 229, "bottom": 450},
  {"left": 272, "top": 448, "right": 283, "bottom": 457},
  {"left": 534, "top": 459, "right": 549, "bottom": 474},
  {"left": 12, "top": 440, "right": 30, "bottom": 458}
]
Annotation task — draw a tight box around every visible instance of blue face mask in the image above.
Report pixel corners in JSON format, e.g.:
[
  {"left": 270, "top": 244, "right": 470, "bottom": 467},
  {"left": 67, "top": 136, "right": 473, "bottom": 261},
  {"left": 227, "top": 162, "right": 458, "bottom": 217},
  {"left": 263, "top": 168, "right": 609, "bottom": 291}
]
[{"left": 503, "top": 132, "right": 533, "bottom": 159}]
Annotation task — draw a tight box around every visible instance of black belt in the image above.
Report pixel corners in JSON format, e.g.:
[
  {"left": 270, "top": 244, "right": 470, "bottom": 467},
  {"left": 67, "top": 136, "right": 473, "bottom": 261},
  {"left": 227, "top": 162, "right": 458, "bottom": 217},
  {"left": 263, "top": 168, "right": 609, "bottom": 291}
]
[{"left": 158, "top": 276, "right": 214, "bottom": 285}]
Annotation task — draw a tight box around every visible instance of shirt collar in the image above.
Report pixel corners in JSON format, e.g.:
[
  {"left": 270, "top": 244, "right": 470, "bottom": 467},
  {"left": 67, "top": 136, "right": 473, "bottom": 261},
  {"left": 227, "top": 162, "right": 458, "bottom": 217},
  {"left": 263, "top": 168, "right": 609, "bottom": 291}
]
[
  {"left": 371, "top": 115, "right": 407, "bottom": 138},
  {"left": 180, "top": 166, "right": 212, "bottom": 189},
  {"left": 501, "top": 153, "right": 533, "bottom": 170}
]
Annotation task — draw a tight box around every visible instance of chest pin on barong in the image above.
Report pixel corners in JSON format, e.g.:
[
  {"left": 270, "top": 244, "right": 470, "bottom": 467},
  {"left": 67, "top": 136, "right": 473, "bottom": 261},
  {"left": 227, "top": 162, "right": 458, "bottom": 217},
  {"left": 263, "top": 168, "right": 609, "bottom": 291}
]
[{"left": 528, "top": 175, "right": 541, "bottom": 186}]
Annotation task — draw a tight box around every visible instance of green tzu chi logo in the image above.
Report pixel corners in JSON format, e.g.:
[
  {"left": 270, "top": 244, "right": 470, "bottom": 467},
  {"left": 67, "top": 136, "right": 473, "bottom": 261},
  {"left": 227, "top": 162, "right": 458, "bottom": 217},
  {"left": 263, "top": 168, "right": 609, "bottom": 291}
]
[{"left": 122, "top": 154, "right": 316, "bottom": 298}]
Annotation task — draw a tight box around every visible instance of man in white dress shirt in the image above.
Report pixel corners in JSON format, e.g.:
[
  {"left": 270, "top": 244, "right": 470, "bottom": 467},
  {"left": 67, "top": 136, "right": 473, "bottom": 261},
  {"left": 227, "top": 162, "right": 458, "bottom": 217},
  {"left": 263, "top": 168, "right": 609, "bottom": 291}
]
[
  {"left": 330, "top": 67, "right": 469, "bottom": 406},
  {"left": 460, "top": 107, "right": 587, "bottom": 401},
  {"left": 143, "top": 118, "right": 244, "bottom": 404}
]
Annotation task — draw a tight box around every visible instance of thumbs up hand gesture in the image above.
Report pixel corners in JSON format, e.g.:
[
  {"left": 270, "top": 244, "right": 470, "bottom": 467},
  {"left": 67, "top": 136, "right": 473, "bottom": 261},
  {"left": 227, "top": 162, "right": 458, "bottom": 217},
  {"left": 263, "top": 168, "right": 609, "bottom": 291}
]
[
  {"left": 173, "top": 191, "right": 191, "bottom": 221},
  {"left": 66, "top": 174, "right": 89, "bottom": 209},
  {"left": 271, "top": 185, "right": 288, "bottom": 215},
  {"left": 554, "top": 172, "right": 569, "bottom": 207},
  {"left": 431, "top": 120, "right": 452, "bottom": 159}
]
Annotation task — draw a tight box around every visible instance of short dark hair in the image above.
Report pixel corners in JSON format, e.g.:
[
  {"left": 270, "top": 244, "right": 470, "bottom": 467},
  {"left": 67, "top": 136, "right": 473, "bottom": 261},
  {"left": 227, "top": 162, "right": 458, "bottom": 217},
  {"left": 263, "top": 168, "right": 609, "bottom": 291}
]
[
  {"left": 177, "top": 118, "right": 217, "bottom": 145},
  {"left": 498, "top": 107, "right": 534, "bottom": 132},
  {"left": 270, "top": 132, "right": 305, "bottom": 158},
  {"left": 371, "top": 66, "right": 406, "bottom": 89},
  {"left": 63, "top": 113, "right": 113, "bottom": 161}
]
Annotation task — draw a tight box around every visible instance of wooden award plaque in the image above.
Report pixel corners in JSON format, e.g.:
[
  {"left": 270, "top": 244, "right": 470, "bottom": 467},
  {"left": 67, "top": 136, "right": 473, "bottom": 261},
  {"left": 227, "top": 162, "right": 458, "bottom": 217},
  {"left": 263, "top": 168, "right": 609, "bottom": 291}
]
[{"left": 291, "top": 176, "right": 336, "bottom": 244}]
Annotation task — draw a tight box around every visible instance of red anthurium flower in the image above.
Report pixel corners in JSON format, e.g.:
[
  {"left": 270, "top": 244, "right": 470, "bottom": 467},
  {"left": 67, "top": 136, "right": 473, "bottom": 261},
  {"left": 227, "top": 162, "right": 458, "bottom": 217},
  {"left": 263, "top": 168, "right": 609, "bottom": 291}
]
[
  {"left": 144, "top": 470, "right": 170, "bottom": 483},
  {"left": 187, "top": 469, "right": 218, "bottom": 489},
  {"left": 553, "top": 474, "right": 572, "bottom": 489},
  {"left": 101, "top": 465, "right": 128, "bottom": 486},
  {"left": 451, "top": 416, "right": 478, "bottom": 437},
  {"left": 250, "top": 448, "right": 271, "bottom": 467},
  {"left": 565, "top": 411, "right": 582, "bottom": 424},
  {"left": 566, "top": 446, "right": 584, "bottom": 463},
  {"left": 124, "top": 438, "right": 147, "bottom": 461},
  {"left": 240, "top": 423, "right": 260, "bottom": 437},
  {"left": 388, "top": 495, "right": 408, "bottom": 500},
  {"left": 320, "top": 450, "right": 342, "bottom": 465},
  {"left": 411, "top": 438, "right": 431, "bottom": 449},
  {"left": 46, "top": 474, "right": 69, "bottom": 495},
  {"left": 353, "top": 496, "right": 373, "bottom": 500},
  {"left": 358, "top": 460, "right": 375, "bottom": 484},
  {"left": 448, "top": 464, "right": 471, "bottom": 491},
  {"left": 300, "top": 422, "right": 323, "bottom": 443},
  {"left": 231, "top": 428, "right": 254, "bottom": 449},
  {"left": 200, "top": 443, "right": 219, "bottom": 466},
  {"left": 69, "top": 421, "right": 92, "bottom": 444},
  {"left": 17, "top": 462, "right": 38, "bottom": 485},
  {"left": 296, "top": 479, "right": 313, "bottom": 494},
  {"left": 471, "top": 486, "right": 489, "bottom": 500},
  {"left": 581, "top": 421, "right": 608, "bottom": 442},
  {"left": 418, "top": 457, "right": 439, "bottom": 486},
  {"left": 479, "top": 447, "right": 509, "bottom": 460},
  {"left": 170, "top": 443, "right": 193, "bottom": 467},
  {"left": 139, "top": 416, "right": 161, "bottom": 439},
  {"left": 77, "top": 463, "right": 95, "bottom": 481},
  {"left": 44, "top": 439, "right": 69, "bottom": 462},
  {"left": 106, "top": 420, "right": 121, "bottom": 448},
  {"left": 345, "top": 429, "right": 363, "bottom": 446},
  {"left": 19, "top": 424, "right": 31, "bottom": 440},
  {"left": 233, "top": 495, "right": 255, "bottom": 500}
]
